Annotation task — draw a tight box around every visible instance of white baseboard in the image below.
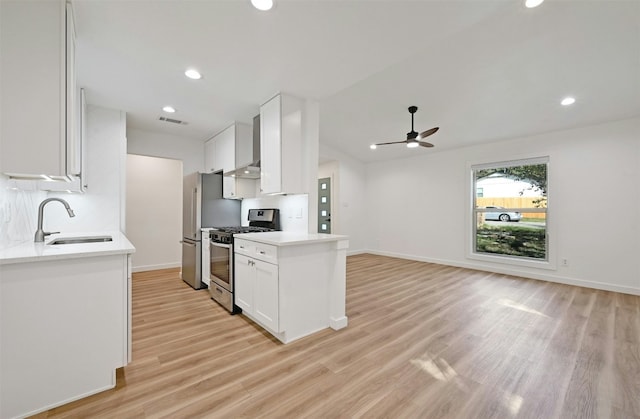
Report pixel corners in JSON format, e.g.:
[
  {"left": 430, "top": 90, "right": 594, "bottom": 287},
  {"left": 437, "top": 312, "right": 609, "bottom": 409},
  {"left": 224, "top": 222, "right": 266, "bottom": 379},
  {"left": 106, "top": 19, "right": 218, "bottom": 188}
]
[
  {"left": 364, "top": 249, "right": 640, "bottom": 296},
  {"left": 347, "top": 249, "right": 367, "bottom": 256},
  {"left": 132, "top": 262, "right": 181, "bottom": 273},
  {"left": 330, "top": 316, "right": 348, "bottom": 330}
]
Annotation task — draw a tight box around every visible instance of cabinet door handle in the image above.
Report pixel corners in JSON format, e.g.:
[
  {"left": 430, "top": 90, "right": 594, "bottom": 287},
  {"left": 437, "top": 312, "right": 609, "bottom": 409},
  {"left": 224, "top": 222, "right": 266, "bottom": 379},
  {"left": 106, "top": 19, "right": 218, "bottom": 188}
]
[{"left": 259, "top": 251, "right": 265, "bottom": 255}]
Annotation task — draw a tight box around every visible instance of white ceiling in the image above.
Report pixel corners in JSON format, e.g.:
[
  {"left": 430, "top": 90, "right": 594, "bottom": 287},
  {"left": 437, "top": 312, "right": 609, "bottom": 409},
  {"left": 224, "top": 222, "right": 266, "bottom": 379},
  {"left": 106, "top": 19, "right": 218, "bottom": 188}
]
[{"left": 73, "top": 0, "right": 640, "bottom": 164}]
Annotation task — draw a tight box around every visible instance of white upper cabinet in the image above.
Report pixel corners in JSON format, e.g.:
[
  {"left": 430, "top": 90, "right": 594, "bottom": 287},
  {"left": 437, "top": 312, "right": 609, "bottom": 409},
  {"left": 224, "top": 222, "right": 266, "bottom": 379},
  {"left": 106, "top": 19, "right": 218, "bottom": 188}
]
[
  {"left": 216, "top": 125, "right": 235, "bottom": 173},
  {"left": 204, "top": 136, "right": 217, "bottom": 174},
  {"left": 1, "top": 0, "right": 79, "bottom": 180},
  {"left": 204, "top": 123, "right": 236, "bottom": 174},
  {"left": 204, "top": 122, "right": 254, "bottom": 199},
  {"left": 260, "top": 93, "right": 304, "bottom": 195}
]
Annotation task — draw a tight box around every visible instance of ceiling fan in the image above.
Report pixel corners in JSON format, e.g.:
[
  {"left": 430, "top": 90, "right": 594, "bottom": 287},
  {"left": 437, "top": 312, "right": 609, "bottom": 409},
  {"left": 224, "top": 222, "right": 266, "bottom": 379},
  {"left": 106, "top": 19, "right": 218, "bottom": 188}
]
[{"left": 370, "top": 106, "right": 439, "bottom": 149}]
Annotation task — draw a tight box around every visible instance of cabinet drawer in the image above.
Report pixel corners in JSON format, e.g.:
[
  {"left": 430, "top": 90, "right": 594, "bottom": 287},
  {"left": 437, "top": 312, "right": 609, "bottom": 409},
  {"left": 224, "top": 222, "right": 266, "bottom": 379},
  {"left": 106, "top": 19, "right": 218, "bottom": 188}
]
[
  {"left": 254, "top": 243, "right": 278, "bottom": 264},
  {"left": 234, "top": 239, "right": 255, "bottom": 257}
]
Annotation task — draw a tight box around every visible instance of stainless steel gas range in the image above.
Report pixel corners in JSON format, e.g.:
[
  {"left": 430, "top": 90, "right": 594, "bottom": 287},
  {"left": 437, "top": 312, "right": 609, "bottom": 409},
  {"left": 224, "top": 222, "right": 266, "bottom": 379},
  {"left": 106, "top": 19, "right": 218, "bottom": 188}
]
[{"left": 208, "top": 208, "right": 280, "bottom": 313}]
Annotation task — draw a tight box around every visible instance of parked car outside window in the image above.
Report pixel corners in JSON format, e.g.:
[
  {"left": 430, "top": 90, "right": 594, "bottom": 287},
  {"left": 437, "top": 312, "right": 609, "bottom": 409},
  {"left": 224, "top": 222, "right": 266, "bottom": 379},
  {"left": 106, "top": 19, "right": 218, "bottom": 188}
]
[{"left": 483, "top": 206, "right": 522, "bottom": 222}]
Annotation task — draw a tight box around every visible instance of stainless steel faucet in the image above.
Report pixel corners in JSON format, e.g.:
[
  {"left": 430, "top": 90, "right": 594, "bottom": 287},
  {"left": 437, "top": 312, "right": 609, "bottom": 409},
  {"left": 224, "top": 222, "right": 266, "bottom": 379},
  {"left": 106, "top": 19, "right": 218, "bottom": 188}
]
[{"left": 34, "top": 198, "right": 76, "bottom": 242}]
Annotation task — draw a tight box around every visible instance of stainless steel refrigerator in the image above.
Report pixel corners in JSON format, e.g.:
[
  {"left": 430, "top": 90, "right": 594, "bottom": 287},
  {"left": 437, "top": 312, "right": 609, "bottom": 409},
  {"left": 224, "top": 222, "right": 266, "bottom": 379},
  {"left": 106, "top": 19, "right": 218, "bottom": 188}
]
[{"left": 182, "top": 172, "right": 240, "bottom": 289}]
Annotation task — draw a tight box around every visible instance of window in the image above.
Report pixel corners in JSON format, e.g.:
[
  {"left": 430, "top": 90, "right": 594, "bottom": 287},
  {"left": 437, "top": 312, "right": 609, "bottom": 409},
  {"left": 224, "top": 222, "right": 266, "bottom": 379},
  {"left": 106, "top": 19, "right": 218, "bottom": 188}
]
[{"left": 471, "top": 157, "right": 548, "bottom": 263}]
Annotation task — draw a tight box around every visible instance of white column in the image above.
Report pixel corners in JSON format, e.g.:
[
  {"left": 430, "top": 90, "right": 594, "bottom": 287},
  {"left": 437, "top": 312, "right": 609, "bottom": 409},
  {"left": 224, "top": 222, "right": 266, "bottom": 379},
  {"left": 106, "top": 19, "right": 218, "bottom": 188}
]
[{"left": 329, "top": 238, "right": 349, "bottom": 329}]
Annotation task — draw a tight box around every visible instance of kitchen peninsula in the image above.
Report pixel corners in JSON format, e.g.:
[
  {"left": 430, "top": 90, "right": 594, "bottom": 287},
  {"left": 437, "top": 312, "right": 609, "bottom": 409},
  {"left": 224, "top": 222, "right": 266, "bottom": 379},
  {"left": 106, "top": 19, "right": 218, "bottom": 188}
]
[
  {"left": 0, "top": 232, "right": 135, "bottom": 419},
  {"left": 233, "top": 232, "right": 349, "bottom": 344}
]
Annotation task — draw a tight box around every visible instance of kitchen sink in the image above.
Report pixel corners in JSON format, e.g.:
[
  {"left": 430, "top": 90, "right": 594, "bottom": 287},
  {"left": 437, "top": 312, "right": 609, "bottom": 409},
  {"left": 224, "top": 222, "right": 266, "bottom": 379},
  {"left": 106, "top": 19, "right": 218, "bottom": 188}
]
[{"left": 47, "top": 235, "right": 113, "bottom": 245}]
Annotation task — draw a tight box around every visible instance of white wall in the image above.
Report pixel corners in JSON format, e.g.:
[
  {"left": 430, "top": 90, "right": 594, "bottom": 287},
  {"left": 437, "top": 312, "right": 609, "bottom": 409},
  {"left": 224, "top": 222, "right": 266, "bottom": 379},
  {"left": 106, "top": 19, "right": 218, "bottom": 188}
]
[
  {"left": 365, "top": 117, "right": 640, "bottom": 295},
  {"left": 303, "top": 99, "right": 320, "bottom": 233},
  {"left": 0, "top": 105, "right": 126, "bottom": 249},
  {"left": 127, "top": 128, "right": 205, "bottom": 175},
  {"left": 319, "top": 143, "right": 368, "bottom": 254},
  {"left": 126, "top": 154, "right": 182, "bottom": 272}
]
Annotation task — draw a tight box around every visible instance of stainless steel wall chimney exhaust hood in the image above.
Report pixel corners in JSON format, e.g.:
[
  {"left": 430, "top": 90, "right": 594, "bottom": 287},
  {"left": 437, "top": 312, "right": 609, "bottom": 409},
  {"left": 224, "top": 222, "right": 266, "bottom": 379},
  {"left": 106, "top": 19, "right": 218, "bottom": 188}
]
[{"left": 225, "top": 114, "right": 261, "bottom": 179}]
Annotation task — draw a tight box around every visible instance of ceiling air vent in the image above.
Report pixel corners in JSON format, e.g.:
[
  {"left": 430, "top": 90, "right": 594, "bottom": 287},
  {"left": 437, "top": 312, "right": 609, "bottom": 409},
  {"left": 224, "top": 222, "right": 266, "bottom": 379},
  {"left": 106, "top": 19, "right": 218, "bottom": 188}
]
[{"left": 158, "top": 116, "right": 188, "bottom": 125}]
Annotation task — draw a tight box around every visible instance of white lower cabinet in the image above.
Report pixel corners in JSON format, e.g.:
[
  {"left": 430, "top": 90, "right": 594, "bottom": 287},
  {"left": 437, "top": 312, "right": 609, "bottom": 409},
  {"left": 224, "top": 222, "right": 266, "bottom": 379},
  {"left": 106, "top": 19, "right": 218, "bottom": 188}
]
[
  {"left": 235, "top": 252, "right": 279, "bottom": 333},
  {"left": 234, "top": 253, "right": 254, "bottom": 313},
  {"left": 234, "top": 236, "right": 348, "bottom": 344},
  {"left": 1, "top": 254, "right": 131, "bottom": 418},
  {"left": 253, "top": 258, "right": 279, "bottom": 331}
]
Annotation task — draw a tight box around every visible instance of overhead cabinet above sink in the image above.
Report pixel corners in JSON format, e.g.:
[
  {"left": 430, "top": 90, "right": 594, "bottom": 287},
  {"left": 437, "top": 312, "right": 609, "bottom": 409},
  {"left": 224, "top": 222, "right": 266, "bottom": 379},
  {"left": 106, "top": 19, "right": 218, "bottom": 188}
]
[{"left": 1, "top": 0, "right": 83, "bottom": 183}]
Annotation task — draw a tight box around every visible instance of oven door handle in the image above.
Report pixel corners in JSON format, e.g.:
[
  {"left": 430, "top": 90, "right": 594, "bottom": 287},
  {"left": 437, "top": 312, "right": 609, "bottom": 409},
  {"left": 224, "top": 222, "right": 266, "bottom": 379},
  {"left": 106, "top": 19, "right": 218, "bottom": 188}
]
[{"left": 210, "top": 241, "right": 231, "bottom": 249}]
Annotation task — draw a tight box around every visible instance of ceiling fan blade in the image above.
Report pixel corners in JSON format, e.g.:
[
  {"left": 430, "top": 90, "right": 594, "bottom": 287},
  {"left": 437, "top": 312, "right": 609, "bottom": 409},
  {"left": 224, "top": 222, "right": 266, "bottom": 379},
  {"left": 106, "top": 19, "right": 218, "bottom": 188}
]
[
  {"left": 418, "top": 127, "right": 439, "bottom": 139},
  {"left": 374, "top": 140, "right": 406, "bottom": 146},
  {"left": 418, "top": 141, "right": 434, "bottom": 148}
]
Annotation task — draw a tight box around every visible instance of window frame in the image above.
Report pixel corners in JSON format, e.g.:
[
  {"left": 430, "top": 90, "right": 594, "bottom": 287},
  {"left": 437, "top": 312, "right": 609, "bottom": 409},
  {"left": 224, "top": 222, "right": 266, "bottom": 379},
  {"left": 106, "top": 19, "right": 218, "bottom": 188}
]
[{"left": 467, "top": 156, "right": 555, "bottom": 270}]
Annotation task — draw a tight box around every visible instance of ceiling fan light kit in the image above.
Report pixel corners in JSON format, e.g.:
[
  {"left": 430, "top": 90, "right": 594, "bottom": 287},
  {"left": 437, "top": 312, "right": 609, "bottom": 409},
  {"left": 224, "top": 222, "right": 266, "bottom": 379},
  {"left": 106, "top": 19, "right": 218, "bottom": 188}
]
[{"left": 371, "top": 106, "right": 439, "bottom": 150}]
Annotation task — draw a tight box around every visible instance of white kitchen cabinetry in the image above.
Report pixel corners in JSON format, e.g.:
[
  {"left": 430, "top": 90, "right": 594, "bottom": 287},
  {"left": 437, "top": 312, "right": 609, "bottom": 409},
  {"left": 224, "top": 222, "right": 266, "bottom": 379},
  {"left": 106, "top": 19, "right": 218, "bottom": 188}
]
[
  {"left": 223, "top": 175, "right": 238, "bottom": 199},
  {"left": 234, "top": 233, "right": 349, "bottom": 343},
  {"left": 204, "top": 123, "right": 255, "bottom": 199},
  {"left": 234, "top": 242, "right": 280, "bottom": 331},
  {"left": 204, "top": 136, "right": 217, "bottom": 174},
  {"left": 216, "top": 125, "right": 235, "bottom": 174},
  {"left": 260, "top": 93, "right": 305, "bottom": 195},
  {"left": 235, "top": 247, "right": 280, "bottom": 332},
  {"left": 204, "top": 123, "right": 235, "bottom": 174},
  {"left": 1, "top": 0, "right": 80, "bottom": 181},
  {"left": 1, "top": 253, "right": 132, "bottom": 418},
  {"left": 234, "top": 253, "right": 255, "bottom": 313}
]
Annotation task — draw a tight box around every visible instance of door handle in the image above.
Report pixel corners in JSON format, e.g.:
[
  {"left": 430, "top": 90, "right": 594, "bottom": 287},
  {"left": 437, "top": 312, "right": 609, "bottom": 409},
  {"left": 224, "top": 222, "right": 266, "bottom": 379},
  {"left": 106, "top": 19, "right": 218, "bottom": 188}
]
[{"left": 192, "top": 188, "right": 197, "bottom": 237}]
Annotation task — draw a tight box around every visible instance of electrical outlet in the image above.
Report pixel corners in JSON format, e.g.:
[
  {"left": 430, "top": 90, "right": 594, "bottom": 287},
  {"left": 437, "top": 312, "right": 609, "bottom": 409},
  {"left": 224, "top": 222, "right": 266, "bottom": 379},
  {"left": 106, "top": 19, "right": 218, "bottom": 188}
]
[{"left": 561, "top": 258, "right": 569, "bottom": 267}]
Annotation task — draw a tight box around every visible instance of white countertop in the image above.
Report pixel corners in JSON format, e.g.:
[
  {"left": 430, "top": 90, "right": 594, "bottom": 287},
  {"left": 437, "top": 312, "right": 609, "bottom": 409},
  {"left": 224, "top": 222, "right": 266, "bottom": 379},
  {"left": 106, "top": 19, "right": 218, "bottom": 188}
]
[
  {"left": 0, "top": 231, "right": 135, "bottom": 265},
  {"left": 234, "top": 231, "right": 349, "bottom": 246}
]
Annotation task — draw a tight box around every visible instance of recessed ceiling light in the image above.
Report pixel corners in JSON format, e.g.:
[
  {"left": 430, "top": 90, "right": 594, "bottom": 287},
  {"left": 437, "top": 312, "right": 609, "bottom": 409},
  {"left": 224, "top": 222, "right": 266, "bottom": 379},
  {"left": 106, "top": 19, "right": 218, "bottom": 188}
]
[
  {"left": 184, "top": 69, "right": 202, "bottom": 80},
  {"left": 525, "top": 0, "right": 544, "bottom": 8},
  {"left": 251, "top": 0, "right": 273, "bottom": 11},
  {"left": 162, "top": 106, "right": 176, "bottom": 113},
  {"left": 561, "top": 97, "right": 576, "bottom": 106},
  {"left": 369, "top": 144, "right": 377, "bottom": 150},
  {"left": 406, "top": 142, "right": 419, "bottom": 148}
]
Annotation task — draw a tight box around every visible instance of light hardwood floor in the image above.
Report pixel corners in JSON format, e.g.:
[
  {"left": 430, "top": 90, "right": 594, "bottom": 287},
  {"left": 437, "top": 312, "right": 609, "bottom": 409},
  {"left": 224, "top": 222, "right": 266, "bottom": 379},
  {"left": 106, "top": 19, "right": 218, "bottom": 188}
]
[{"left": 38, "top": 254, "right": 639, "bottom": 418}]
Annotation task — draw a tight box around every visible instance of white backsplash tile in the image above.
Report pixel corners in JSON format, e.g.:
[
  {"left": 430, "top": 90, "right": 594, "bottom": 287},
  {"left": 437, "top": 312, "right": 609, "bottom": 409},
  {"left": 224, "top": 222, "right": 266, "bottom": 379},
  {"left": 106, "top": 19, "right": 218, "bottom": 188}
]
[
  {"left": 0, "top": 176, "right": 46, "bottom": 249},
  {"left": 241, "top": 194, "right": 309, "bottom": 233}
]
